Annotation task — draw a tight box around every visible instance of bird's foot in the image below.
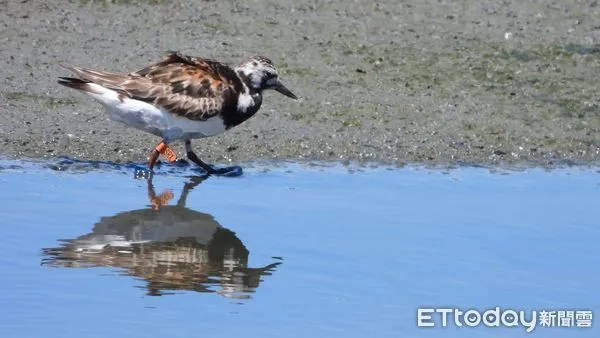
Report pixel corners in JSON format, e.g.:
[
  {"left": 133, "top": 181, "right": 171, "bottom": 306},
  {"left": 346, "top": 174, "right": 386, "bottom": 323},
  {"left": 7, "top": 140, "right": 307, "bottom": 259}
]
[
  {"left": 196, "top": 165, "right": 243, "bottom": 177},
  {"left": 134, "top": 162, "right": 242, "bottom": 179}
]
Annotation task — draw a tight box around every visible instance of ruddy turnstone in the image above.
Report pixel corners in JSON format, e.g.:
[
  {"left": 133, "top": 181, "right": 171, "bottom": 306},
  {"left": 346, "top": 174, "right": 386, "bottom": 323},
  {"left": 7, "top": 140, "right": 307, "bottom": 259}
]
[{"left": 58, "top": 51, "right": 297, "bottom": 175}]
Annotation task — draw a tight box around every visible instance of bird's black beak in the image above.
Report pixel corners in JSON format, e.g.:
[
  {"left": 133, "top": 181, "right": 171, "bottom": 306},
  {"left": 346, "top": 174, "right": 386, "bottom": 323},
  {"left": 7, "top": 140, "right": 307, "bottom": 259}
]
[{"left": 272, "top": 80, "right": 298, "bottom": 100}]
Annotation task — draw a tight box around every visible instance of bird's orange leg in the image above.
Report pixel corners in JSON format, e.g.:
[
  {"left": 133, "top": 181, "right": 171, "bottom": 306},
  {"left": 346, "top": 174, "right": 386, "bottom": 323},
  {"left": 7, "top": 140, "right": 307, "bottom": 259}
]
[
  {"left": 147, "top": 148, "right": 160, "bottom": 171},
  {"left": 147, "top": 140, "right": 177, "bottom": 170}
]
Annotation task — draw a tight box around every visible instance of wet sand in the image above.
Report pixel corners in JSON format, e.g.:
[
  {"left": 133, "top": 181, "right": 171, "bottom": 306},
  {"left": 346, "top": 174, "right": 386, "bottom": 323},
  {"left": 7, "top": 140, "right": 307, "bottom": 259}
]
[{"left": 1, "top": 0, "right": 600, "bottom": 168}]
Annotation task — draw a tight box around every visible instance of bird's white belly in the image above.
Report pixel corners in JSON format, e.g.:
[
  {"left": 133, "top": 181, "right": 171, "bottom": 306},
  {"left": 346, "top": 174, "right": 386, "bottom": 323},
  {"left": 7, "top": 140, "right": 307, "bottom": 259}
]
[
  {"left": 106, "top": 98, "right": 227, "bottom": 141},
  {"left": 82, "top": 84, "right": 228, "bottom": 141}
]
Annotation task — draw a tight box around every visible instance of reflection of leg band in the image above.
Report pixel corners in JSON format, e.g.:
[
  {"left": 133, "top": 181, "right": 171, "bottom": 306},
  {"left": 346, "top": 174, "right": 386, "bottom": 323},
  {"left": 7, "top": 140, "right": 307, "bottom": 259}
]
[{"left": 151, "top": 191, "right": 174, "bottom": 210}]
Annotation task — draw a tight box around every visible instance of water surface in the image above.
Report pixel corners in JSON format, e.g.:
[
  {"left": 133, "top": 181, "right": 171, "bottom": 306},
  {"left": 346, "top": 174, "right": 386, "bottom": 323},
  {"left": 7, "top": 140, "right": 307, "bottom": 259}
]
[{"left": 0, "top": 160, "right": 598, "bottom": 337}]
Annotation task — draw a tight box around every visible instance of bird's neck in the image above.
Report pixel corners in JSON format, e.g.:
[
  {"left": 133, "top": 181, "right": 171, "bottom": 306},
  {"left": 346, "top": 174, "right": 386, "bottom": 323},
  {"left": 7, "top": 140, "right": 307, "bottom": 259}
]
[
  {"left": 219, "top": 71, "right": 263, "bottom": 129},
  {"left": 235, "top": 69, "right": 263, "bottom": 113},
  {"left": 235, "top": 68, "right": 256, "bottom": 87}
]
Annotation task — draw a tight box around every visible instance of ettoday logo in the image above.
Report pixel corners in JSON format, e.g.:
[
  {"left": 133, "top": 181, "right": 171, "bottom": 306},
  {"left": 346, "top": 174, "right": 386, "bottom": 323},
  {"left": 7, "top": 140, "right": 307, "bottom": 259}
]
[{"left": 417, "top": 307, "right": 593, "bottom": 333}]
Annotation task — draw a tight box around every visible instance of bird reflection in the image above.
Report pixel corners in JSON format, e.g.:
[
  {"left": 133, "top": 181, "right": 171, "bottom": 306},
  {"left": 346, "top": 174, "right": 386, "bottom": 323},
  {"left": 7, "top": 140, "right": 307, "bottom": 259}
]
[{"left": 41, "top": 176, "right": 281, "bottom": 298}]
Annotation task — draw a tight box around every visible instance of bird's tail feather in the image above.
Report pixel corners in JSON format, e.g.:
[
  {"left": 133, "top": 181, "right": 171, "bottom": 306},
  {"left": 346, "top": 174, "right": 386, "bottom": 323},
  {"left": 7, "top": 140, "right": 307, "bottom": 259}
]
[
  {"left": 58, "top": 63, "right": 129, "bottom": 91},
  {"left": 57, "top": 77, "right": 102, "bottom": 94}
]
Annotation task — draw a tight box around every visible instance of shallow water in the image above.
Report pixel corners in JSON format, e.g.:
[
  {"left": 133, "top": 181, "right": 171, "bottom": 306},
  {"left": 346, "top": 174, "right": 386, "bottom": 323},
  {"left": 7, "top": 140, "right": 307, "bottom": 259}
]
[{"left": 0, "top": 159, "right": 598, "bottom": 337}]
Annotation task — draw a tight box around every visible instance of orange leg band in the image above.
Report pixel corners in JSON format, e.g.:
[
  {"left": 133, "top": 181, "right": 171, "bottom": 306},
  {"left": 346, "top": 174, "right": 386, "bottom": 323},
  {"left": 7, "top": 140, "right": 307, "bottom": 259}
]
[{"left": 155, "top": 141, "right": 177, "bottom": 163}]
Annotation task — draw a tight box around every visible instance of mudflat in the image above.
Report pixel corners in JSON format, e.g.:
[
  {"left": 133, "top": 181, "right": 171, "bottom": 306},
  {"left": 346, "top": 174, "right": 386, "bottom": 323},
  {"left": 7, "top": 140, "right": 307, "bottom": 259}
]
[{"left": 1, "top": 0, "right": 599, "bottom": 168}]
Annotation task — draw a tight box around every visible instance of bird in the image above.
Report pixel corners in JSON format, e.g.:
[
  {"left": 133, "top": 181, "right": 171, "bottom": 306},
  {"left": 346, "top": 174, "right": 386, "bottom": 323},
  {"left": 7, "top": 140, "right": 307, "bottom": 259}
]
[{"left": 57, "top": 51, "right": 298, "bottom": 175}]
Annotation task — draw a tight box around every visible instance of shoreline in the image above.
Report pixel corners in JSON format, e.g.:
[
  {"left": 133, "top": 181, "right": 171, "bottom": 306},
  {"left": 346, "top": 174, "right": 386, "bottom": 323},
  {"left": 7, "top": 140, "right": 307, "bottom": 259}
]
[{"left": 1, "top": 153, "right": 599, "bottom": 174}]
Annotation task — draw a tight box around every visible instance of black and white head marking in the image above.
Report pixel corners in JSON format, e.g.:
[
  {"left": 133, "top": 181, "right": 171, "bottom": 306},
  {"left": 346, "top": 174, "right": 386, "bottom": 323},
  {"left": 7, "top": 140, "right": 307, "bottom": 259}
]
[{"left": 235, "top": 56, "right": 298, "bottom": 101}]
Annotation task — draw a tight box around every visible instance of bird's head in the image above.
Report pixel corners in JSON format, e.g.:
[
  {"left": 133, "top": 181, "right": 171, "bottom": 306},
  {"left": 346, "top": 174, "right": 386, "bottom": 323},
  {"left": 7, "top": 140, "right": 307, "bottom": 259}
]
[{"left": 235, "top": 56, "right": 297, "bottom": 99}]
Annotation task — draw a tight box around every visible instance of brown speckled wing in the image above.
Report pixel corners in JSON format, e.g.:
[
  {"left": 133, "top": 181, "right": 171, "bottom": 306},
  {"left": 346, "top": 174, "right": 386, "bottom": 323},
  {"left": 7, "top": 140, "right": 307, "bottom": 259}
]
[
  {"left": 62, "top": 52, "right": 243, "bottom": 121},
  {"left": 122, "top": 52, "right": 244, "bottom": 121}
]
